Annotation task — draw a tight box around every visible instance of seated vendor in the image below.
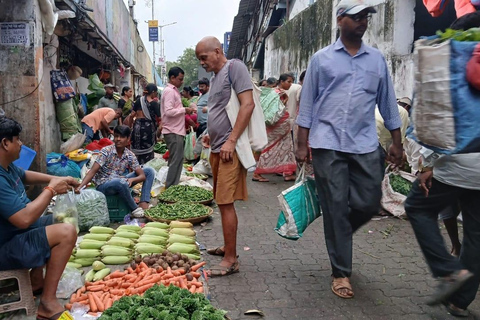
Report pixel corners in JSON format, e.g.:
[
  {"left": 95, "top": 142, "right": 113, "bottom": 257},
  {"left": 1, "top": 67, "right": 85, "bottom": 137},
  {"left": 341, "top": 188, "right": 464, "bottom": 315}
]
[
  {"left": 81, "top": 108, "right": 122, "bottom": 144},
  {"left": 0, "top": 115, "right": 79, "bottom": 320},
  {"left": 78, "top": 125, "right": 155, "bottom": 218}
]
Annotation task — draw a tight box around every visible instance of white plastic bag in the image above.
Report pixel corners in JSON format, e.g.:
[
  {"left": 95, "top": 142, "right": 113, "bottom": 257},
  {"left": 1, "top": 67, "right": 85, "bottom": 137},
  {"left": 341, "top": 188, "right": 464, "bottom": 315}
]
[
  {"left": 380, "top": 167, "right": 416, "bottom": 217},
  {"left": 179, "top": 177, "right": 213, "bottom": 191},
  {"left": 60, "top": 132, "right": 86, "bottom": 154},
  {"left": 192, "top": 160, "right": 212, "bottom": 176},
  {"left": 56, "top": 267, "right": 83, "bottom": 299},
  {"left": 157, "top": 166, "right": 169, "bottom": 186}
]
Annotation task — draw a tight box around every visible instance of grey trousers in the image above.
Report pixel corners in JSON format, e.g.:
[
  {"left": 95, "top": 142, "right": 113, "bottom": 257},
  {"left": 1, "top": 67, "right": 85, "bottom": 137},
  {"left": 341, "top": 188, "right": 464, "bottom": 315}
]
[
  {"left": 312, "top": 147, "right": 385, "bottom": 278},
  {"left": 164, "top": 133, "right": 185, "bottom": 188}
]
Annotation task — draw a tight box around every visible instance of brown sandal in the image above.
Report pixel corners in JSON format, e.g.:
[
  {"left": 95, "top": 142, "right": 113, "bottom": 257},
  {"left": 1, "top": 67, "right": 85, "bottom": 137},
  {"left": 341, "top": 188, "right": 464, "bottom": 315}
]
[
  {"left": 206, "top": 246, "right": 225, "bottom": 256},
  {"left": 207, "top": 261, "right": 240, "bottom": 277},
  {"left": 331, "top": 277, "right": 354, "bottom": 299}
]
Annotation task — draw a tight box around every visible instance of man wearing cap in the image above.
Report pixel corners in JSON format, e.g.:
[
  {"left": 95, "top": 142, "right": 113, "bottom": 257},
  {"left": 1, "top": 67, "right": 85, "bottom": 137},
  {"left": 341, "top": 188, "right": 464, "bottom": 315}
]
[
  {"left": 296, "top": 0, "right": 403, "bottom": 299},
  {"left": 98, "top": 83, "right": 119, "bottom": 128}
]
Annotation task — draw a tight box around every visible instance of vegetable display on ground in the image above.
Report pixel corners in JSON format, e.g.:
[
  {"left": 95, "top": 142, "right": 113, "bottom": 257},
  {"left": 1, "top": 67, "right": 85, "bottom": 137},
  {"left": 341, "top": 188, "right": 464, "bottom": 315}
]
[
  {"left": 389, "top": 174, "right": 413, "bottom": 196},
  {"left": 145, "top": 203, "right": 211, "bottom": 221},
  {"left": 158, "top": 185, "right": 213, "bottom": 203},
  {"left": 154, "top": 142, "right": 168, "bottom": 154}
]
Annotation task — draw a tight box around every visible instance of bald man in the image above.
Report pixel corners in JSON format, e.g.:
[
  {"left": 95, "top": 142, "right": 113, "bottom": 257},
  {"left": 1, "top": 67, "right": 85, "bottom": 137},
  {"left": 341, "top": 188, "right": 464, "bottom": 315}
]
[{"left": 195, "top": 36, "right": 255, "bottom": 277}]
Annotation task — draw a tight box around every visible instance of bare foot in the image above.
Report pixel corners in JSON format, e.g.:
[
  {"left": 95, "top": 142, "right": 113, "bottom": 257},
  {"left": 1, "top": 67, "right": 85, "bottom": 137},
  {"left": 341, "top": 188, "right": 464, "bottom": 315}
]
[
  {"left": 252, "top": 174, "right": 269, "bottom": 182},
  {"left": 37, "top": 300, "right": 64, "bottom": 319}
]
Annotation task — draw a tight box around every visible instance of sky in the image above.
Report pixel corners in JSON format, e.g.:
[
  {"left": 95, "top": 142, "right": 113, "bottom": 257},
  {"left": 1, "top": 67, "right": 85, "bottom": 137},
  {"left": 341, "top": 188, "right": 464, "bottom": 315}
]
[{"left": 125, "top": 0, "right": 241, "bottom": 63}]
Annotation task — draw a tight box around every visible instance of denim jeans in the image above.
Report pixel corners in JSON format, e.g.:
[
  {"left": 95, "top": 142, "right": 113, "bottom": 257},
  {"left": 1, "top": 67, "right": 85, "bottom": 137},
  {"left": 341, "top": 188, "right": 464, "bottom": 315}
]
[
  {"left": 405, "top": 178, "right": 480, "bottom": 309},
  {"left": 81, "top": 123, "right": 99, "bottom": 144},
  {"left": 96, "top": 167, "right": 156, "bottom": 211}
]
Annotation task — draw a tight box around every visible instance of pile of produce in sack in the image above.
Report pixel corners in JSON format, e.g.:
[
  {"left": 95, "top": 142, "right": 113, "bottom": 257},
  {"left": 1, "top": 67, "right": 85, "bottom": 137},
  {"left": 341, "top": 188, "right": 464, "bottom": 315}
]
[
  {"left": 380, "top": 166, "right": 416, "bottom": 217},
  {"left": 46, "top": 152, "right": 81, "bottom": 178},
  {"left": 410, "top": 27, "right": 480, "bottom": 154},
  {"left": 75, "top": 189, "right": 110, "bottom": 232},
  {"left": 145, "top": 203, "right": 211, "bottom": 222},
  {"left": 158, "top": 185, "right": 213, "bottom": 203},
  {"left": 53, "top": 190, "right": 79, "bottom": 234}
]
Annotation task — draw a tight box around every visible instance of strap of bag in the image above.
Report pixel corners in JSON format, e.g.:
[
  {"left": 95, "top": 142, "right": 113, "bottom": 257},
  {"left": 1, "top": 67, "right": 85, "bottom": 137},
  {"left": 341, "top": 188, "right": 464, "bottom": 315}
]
[{"left": 295, "top": 163, "right": 306, "bottom": 183}]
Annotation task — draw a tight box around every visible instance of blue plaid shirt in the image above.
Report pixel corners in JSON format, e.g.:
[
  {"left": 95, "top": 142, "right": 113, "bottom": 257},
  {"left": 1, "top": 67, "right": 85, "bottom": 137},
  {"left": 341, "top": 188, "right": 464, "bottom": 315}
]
[{"left": 297, "top": 39, "right": 402, "bottom": 154}]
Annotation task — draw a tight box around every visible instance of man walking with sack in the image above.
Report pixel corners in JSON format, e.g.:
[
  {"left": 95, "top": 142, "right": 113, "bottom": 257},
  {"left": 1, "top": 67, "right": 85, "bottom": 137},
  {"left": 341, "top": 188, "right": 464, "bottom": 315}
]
[
  {"left": 195, "top": 36, "right": 255, "bottom": 277},
  {"left": 296, "top": 0, "right": 403, "bottom": 299}
]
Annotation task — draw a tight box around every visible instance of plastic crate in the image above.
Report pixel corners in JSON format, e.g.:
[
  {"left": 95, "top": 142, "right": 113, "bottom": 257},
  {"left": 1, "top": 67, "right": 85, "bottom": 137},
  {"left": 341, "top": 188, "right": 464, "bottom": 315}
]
[
  {"left": 105, "top": 195, "right": 131, "bottom": 222},
  {"left": 13, "top": 146, "right": 36, "bottom": 170}
]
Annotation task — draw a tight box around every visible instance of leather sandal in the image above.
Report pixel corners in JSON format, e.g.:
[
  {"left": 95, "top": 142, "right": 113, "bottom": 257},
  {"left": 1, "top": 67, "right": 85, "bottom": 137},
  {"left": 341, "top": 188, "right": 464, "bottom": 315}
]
[
  {"left": 206, "top": 246, "right": 225, "bottom": 256},
  {"left": 331, "top": 277, "right": 354, "bottom": 299},
  {"left": 207, "top": 261, "right": 240, "bottom": 277}
]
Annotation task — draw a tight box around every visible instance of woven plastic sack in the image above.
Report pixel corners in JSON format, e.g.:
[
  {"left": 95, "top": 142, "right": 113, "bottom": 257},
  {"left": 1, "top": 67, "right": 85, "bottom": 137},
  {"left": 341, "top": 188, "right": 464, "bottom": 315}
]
[
  {"left": 75, "top": 189, "right": 109, "bottom": 232},
  {"left": 184, "top": 129, "right": 197, "bottom": 161},
  {"left": 275, "top": 164, "right": 321, "bottom": 240},
  {"left": 53, "top": 190, "right": 79, "bottom": 234},
  {"left": 60, "top": 132, "right": 86, "bottom": 154},
  {"left": 260, "top": 87, "right": 286, "bottom": 125},
  {"left": 46, "top": 153, "right": 81, "bottom": 178},
  {"left": 50, "top": 70, "right": 75, "bottom": 101},
  {"left": 55, "top": 99, "right": 82, "bottom": 141},
  {"left": 380, "top": 167, "right": 417, "bottom": 217}
]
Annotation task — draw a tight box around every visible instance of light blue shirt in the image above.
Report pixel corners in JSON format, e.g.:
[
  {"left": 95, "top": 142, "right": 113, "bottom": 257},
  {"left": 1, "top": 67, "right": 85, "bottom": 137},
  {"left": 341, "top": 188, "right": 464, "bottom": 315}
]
[{"left": 297, "top": 39, "right": 402, "bottom": 154}]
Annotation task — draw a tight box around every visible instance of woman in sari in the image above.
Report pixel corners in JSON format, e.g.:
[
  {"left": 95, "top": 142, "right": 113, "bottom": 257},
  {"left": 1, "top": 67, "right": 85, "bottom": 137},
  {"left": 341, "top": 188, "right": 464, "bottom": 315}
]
[
  {"left": 130, "top": 83, "right": 161, "bottom": 165},
  {"left": 253, "top": 74, "right": 297, "bottom": 182},
  {"left": 118, "top": 86, "right": 133, "bottom": 127}
]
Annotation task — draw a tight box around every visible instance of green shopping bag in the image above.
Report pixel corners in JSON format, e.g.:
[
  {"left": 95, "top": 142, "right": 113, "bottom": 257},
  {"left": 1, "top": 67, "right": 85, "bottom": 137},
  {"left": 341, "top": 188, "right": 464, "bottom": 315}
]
[
  {"left": 275, "top": 164, "right": 321, "bottom": 240},
  {"left": 184, "top": 127, "right": 196, "bottom": 161}
]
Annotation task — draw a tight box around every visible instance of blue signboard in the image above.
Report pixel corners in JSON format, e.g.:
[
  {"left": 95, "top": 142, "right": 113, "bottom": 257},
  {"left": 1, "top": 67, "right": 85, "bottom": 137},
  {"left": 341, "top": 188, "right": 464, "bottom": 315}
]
[
  {"left": 223, "top": 32, "right": 231, "bottom": 55},
  {"left": 149, "top": 27, "right": 158, "bottom": 42}
]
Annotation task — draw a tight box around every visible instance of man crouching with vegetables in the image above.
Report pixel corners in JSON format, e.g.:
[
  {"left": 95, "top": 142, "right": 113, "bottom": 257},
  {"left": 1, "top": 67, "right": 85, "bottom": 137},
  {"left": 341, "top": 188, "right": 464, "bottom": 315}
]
[
  {"left": 77, "top": 125, "right": 155, "bottom": 218},
  {"left": 0, "top": 114, "right": 79, "bottom": 320}
]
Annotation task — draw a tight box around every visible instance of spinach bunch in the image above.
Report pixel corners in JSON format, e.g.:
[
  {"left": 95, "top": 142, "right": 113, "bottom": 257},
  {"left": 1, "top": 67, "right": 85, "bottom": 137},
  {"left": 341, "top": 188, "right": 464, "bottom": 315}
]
[{"left": 389, "top": 174, "right": 412, "bottom": 196}]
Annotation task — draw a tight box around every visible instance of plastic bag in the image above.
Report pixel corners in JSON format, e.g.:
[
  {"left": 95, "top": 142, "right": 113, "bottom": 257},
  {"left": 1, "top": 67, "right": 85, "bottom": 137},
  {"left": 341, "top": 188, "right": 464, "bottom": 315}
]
[
  {"left": 67, "top": 149, "right": 91, "bottom": 162},
  {"left": 47, "top": 153, "right": 81, "bottom": 178},
  {"left": 179, "top": 176, "right": 213, "bottom": 191},
  {"left": 184, "top": 129, "right": 197, "bottom": 161},
  {"left": 260, "top": 87, "right": 286, "bottom": 125},
  {"left": 275, "top": 164, "right": 321, "bottom": 240},
  {"left": 75, "top": 189, "right": 109, "bottom": 232},
  {"left": 144, "top": 158, "right": 167, "bottom": 172},
  {"left": 53, "top": 190, "right": 79, "bottom": 234},
  {"left": 56, "top": 267, "right": 83, "bottom": 299},
  {"left": 380, "top": 166, "right": 416, "bottom": 217},
  {"left": 157, "top": 166, "right": 169, "bottom": 186},
  {"left": 192, "top": 160, "right": 212, "bottom": 176},
  {"left": 60, "top": 132, "right": 86, "bottom": 154}
]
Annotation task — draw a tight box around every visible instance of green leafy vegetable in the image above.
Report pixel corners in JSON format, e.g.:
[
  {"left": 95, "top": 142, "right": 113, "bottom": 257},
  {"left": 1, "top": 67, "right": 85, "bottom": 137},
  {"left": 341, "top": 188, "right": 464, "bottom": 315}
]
[
  {"left": 158, "top": 185, "right": 213, "bottom": 203},
  {"left": 436, "top": 28, "right": 480, "bottom": 42},
  {"left": 154, "top": 142, "right": 168, "bottom": 154},
  {"left": 145, "top": 203, "right": 210, "bottom": 220},
  {"left": 389, "top": 174, "right": 412, "bottom": 196},
  {"left": 98, "top": 285, "right": 226, "bottom": 320}
]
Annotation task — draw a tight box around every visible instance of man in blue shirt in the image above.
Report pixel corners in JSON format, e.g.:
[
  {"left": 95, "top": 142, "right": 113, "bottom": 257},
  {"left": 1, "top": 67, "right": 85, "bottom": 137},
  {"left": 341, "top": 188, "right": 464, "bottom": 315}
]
[
  {"left": 296, "top": 0, "right": 403, "bottom": 299},
  {"left": 0, "top": 114, "right": 79, "bottom": 319}
]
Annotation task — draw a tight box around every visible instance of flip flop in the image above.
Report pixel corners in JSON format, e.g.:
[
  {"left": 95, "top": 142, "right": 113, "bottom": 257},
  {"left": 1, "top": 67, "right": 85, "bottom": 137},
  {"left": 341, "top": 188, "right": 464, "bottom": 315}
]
[
  {"left": 331, "top": 277, "right": 354, "bottom": 299},
  {"left": 427, "top": 270, "right": 474, "bottom": 306},
  {"left": 36, "top": 310, "right": 73, "bottom": 320},
  {"left": 206, "top": 246, "right": 225, "bottom": 256},
  {"left": 442, "top": 301, "right": 470, "bottom": 317},
  {"left": 252, "top": 177, "right": 269, "bottom": 182},
  {"left": 207, "top": 261, "right": 240, "bottom": 277}
]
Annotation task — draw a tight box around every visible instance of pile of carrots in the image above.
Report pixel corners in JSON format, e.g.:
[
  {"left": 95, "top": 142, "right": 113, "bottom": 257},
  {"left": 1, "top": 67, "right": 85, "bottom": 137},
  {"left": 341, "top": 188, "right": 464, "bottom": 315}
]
[{"left": 65, "top": 260, "right": 207, "bottom": 314}]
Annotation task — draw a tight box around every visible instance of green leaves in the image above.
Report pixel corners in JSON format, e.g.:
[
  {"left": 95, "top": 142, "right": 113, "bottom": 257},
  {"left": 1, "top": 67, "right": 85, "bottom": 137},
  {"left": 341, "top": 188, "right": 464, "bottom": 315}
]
[
  {"left": 437, "top": 28, "right": 480, "bottom": 42},
  {"left": 158, "top": 185, "right": 213, "bottom": 203},
  {"left": 145, "top": 203, "right": 210, "bottom": 220}
]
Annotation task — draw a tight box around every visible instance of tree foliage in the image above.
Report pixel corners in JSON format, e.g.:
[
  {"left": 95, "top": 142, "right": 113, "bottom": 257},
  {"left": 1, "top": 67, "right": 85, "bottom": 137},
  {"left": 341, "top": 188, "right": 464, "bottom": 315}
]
[{"left": 163, "top": 47, "right": 199, "bottom": 87}]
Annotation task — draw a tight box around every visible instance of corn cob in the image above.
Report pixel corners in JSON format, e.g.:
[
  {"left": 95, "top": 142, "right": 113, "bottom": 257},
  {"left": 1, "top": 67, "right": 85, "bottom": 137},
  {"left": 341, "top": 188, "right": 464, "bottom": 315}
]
[
  {"left": 114, "top": 231, "right": 140, "bottom": 240},
  {"left": 134, "top": 243, "right": 165, "bottom": 254},
  {"left": 68, "top": 255, "right": 75, "bottom": 262},
  {"left": 66, "top": 262, "right": 82, "bottom": 269},
  {"left": 140, "top": 227, "right": 169, "bottom": 238},
  {"left": 170, "top": 221, "right": 193, "bottom": 228},
  {"left": 107, "top": 237, "right": 134, "bottom": 247},
  {"left": 166, "top": 242, "right": 199, "bottom": 254},
  {"left": 101, "top": 256, "right": 132, "bottom": 265},
  {"left": 72, "top": 258, "right": 98, "bottom": 267},
  {"left": 184, "top": 253, "right": 201, "bottom": 261},
  {"left": 145, "top": 222, "right": 169, "bottom": 229},
  {"left": 92, "top": 261, "right": 106, "bottom": 271},
  {"left": 169, "top": 228, "right": 196, "bottom": 237},
  {"left": 78, "top": 240, "right": 105, "bottom": 249},
  {"left": 74, "top": 249, "right": 101, "bottom": 258},
  {"left": 137, "top": 235, "right": 167, "bottom": 245},
  {"left": 84, "top": 269, "right": 96, "bottom": 282},
  {"left": 101, "top": 246, "right": 132, "bottom": 256},
  {"left": 116, "top": 225, "right": 142, "bottom": 233},
  {"left": 89, "top": 226, "right": 115, "bottom": 234},
  {"left": 167, "top": 234, "right": 196, "bottom": 245},
  {"left": 93, "top": 268, "right": 111, "bottom": 281},
  {"left": 83, "top": 233, "right": 112, "bottom": 241}
]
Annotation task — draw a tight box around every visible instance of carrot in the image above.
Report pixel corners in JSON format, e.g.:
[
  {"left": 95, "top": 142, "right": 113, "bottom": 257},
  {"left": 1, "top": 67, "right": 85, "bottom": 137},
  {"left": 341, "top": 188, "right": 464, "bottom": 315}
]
[
  {"left": 190, "top": 261, "right": 206, "bottom": 272},
  {"left": 86, "top": 285, "right": 105, "bottom": 292},
  {"left": 105, "top": 297, "right": 113, "bottom": 310},
  {"left": 190, "top": 281, "right": 203, "bottom": 288},
  {"left": 196, "top": 287, "right": 204, "bottom": 294},
  {"left": 108, "top": 270, "right": 125, "bottom": 279},
  {"left": 144, "top": 269, "right": 153, "bottom": 277},
  {"left": 139, "top": 262, "right": 148, "bottom": 270},
  {"left": 189, "top": 285, "right": 196, "bottom": 293},
  {"left": 166, "top": 267, "right": 173, "bottom": 275},
  {"left": 90, "top": 290, "right": 105, "bottom": 312},
  {"left": 78, "top": 300, "right": 89, "bottom": 306},
  {"left": 126, "top": 267, "right": 134, "bottom": 274},
  {"left": 178, "top": 277, "right": 188, "bottom": 290},
  {"left": 88, "top": 293, "right": 97, "bottom": 312},
  {"left": 135, "top": 283, "right": 154, "bottom": 294},
  {"left": 136, "top": 275, "right": 162, "bottom": 287},
  {"left": 70, "top": 294, "right": 89, "bottom": 303},
  {"left": 65, "top": 303, "right": 72, "bottom": 310},
  {"left": 162, "top": 273, "right": 174, "bottom": 280},
  {"left": 177, "top": 268, "right": 186, "bottom": 275},
  {"left": 121, "top": 282, "right": 132, "bottom": 289},
  {"left": 172, "top": 270, "right": 182, "bottom": 277},
  {"left": 190, "top": 272, "right": 202, "bottom": 279},
  {"left": 87, "top": 312, "right": 99, "bottom": 317},
  {"left": 125, "top": 274, "right": 137, "bottom": 281},
  {"left": 104, "top": 279, "right": 118, "bottom": 287},
  {"left": 69, "top": 293, "right": 77, "bottom": 303}
]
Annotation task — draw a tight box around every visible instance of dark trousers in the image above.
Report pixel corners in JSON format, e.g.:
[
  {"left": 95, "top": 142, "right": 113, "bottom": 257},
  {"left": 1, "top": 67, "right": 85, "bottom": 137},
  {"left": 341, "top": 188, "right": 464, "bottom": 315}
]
[
  {"left": 164, "top": 133, "right": 184, "bottom": 188},
  {"left": 196, "top": 122, "right": 207, "bottom": 138},
  {"left": 405, "top": 178, "right": 480, "bottom": 309},
  {"left": 312, "top": 147, "right": 385, "bottom": 278}
]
